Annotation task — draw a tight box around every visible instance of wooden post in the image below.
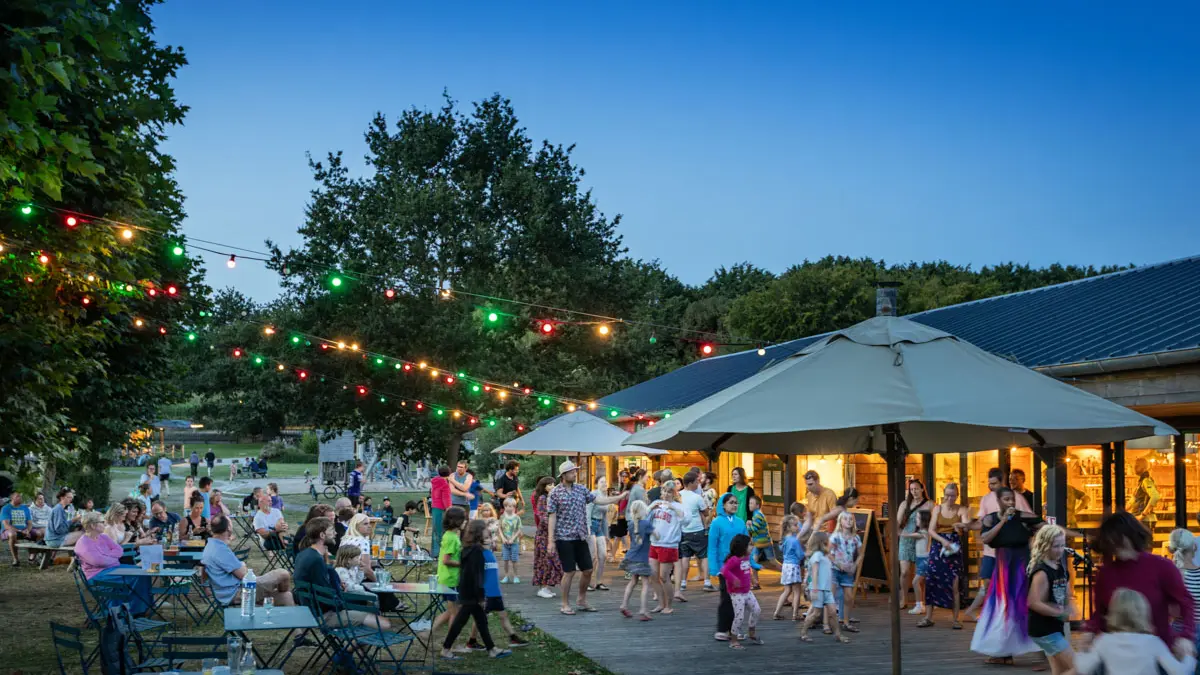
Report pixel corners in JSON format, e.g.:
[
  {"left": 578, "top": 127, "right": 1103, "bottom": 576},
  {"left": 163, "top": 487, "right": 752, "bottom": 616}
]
[
  {"left": 1036, "top": 446, "right": 1068, "bottom": 526},
  {"left": 1114, "top": 441, "right": 1127, "bottom": 511},
  {"left": 998, "top": 446, "right": 1012, "bottom": 486},
  {"left": 959, "top": 453, "right": 969, "bottom": 505},
  {"left": 780, "top": 454, "right": 799, "bottom": 512},
  {"left": 1102, "top": 442, "right": 1113, "bottom": 518},
  {"left": 1175, "top": 434, "right": 1188, "bottom": 529},
  {"left": 922, "top": 454, "right": 935, "bottom": 494},
  {"left": 1032, "top": 454, "right": 1043, "bottom": 517},
  {"left": 884, "top": 426, "right": 905, "bottom": 675}
]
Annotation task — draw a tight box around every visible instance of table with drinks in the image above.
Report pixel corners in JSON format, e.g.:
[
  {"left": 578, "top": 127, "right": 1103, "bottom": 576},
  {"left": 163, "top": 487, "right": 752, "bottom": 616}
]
[
  {"left": 363, "top": 574, "right": 455, "bottom": 651},
  {"left": 175, "top": 632, "right": 283, "bottom": 675},
  {"left": 374, "top": 544, "right": 434, "bottom": 581},
  {"left": 223, "top": 605, "right": 318, "bottom": 671}
]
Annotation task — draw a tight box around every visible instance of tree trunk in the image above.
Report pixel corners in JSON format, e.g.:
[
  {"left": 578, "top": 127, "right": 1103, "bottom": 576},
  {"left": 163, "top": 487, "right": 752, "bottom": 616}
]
[
  {"left": 41, "top": 458, "right": 57, "bottom": 497},
  {"left": 445, "top": 431, "right": 463, "bottom": 467}
]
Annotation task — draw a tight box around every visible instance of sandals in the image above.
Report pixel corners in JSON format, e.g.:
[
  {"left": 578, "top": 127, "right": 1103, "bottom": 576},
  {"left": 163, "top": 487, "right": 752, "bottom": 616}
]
[
  {"left": 952, "top": 621, "right": 964, "bottom": 630},
  {"left": 799, "top": 634, "right": 813, "bottom": 642},
  {"left": 984, "top": 657, "right": 1013, "bottom": 665},
  {"left": 730, "top": 643, "right": 746, "bottom": 650},
  {"left": 841, "top": 623, "right": 860, "bottom": 633},
  {"left": 674, "top": 595, "right": 688, "bottom": 603},
  {"left": 773, "top": 614, "right": 785, "bottom": 621},
  {"left": 837, "top": 636, "right": 851, "bottom": 644},
  {"left": 916, "top": 618, "right": 934, "bottom": 628},
  {"left": 638, "top": 614, "right": 653, "bottom": 621},
  {"left": 560, "top": 608, "right": 576, "bottom": 615},
  {"left": 577, "top": 604, "right": 598, "bottom": 613},
  {"left": 746, "top": 637, "right": 764, "bottom": 646},
  {"left": 620, "top": 608, "right": 632, "bottom": 618}
]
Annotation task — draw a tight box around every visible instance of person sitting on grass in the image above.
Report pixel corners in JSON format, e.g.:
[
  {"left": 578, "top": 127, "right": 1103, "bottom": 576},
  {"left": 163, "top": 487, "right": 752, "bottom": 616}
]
[
  {"left": 2, "top": 492, "right": 36, "bottom": 566},
  {"left": 203, "top": 514, "right": 294, "bottom": 609},
  {"left": 252, "top": 494, "right": 289, "bottom": 551}
]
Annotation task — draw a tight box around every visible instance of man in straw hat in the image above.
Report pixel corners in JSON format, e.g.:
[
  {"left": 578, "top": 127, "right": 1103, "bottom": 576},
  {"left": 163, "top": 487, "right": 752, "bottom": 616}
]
[{"left": 548, "top": 460, "right": 628, "bottom": 615}]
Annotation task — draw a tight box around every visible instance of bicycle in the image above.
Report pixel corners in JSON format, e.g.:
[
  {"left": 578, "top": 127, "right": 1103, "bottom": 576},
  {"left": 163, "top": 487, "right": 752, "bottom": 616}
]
[{"left": 322, "top": 482, "right": 347, "bottom": 500}]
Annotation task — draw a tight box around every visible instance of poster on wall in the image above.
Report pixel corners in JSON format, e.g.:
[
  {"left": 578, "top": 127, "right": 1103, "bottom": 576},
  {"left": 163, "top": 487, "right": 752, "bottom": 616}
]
[{"left": 761, "top": 458, "right": 784, "bottom": 503}]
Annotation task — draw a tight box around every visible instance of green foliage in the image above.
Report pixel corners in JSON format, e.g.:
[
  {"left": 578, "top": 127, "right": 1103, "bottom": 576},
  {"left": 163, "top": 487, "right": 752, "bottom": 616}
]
[
  {"left": 0, "top": 1, "right": 206, "bottom": 465},
  {"left": 725, "top": 256, "right": 1130, "bottom": 343},
  {"left": 57, "top": 460, "right": 111, "bottom": 509},
  {"left": 258, "top": 440, "right": 290, "bottom": 460},
  {"left": 299, "top": 431, "right": 320, "bottom": 456}
]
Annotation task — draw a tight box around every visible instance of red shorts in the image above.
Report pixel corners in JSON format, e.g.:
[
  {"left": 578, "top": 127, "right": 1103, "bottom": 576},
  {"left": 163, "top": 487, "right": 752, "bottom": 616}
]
[{"left": 649, "top": 545, "right": 679, "bottom": 563}]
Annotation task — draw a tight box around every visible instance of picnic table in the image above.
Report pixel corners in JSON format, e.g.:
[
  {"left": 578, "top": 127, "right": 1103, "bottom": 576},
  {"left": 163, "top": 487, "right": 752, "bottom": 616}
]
[
  {"left": 223, "top": 606, "right": 319, "bottom": 670},
  {"left": 15, "top": 542, "right": 71, "bottom": 570},
  {"left": 363, "top": 581, "right": 454, "bottom": 652}
]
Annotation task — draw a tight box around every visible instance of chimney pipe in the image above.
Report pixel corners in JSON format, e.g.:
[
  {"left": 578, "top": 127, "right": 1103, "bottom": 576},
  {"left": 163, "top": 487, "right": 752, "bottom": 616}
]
[{"left": 874, "top": 281, "right": 902, "bottom": 317}]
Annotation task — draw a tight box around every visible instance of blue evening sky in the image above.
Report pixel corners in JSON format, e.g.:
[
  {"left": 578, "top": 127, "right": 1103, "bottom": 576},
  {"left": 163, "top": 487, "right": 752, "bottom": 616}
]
[{"left": 153, "top": 1, "right": 1200, "bottom": 301}]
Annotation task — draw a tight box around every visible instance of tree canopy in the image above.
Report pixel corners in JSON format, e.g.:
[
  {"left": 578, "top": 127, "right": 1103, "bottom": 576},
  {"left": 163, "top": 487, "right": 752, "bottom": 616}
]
[{"left": 0, "top": 0, "right": 204, "bottom": 488}]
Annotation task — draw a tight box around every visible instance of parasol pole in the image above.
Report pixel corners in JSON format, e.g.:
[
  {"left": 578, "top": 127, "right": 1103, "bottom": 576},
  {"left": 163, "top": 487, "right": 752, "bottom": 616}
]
[{"left": 884, "top": 424, "right": 905, "bottom": 675}]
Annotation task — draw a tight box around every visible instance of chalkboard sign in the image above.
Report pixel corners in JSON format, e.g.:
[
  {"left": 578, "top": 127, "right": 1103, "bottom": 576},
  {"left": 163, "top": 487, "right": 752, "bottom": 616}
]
[{"left": 847, "top": 507, "right": 891, "bottom": 588}]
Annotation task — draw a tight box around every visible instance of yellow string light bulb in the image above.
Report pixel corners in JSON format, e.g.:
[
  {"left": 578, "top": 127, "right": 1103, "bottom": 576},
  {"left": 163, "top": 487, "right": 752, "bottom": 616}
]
[
  {"left": 568, "top": 404, "right": 577, "bottom": 412},
  {"left": 276, "top": 364, "right": 285, "bottom": 371},
  {"left": 588, "top": 402, "right": 598, "bottom": 410},
  {"left": 337, "top": 341, "right": 346, "bottom": 350},
  {"left": 134, "top": 318, "right": 144, "bottom": 327},
  {"left": 263, "top": 327, "right": 275, "bottom": 336},
  {"left": 430, "top": 369, "right": 439, "bottom": 378},
  {"left": 597, "top": 324, "right": 611, "bottom": 336},
  {"left": 350, "top": 343, "right": 359, "bottom": 351},
  {"left": 499, "top": 390, "right": 508, "bottom": 400},
  {"left": 418, "top": 362, "right": 427, "bottom": 370},
  {"left": 121, "top": 228, "right": 134, "bottom": 240},
  {"left": 86, "top": 274, "right": 95, "bottom": 282},
  {"left": 452, "top": 411, "right": 461, "bottom": 419}
]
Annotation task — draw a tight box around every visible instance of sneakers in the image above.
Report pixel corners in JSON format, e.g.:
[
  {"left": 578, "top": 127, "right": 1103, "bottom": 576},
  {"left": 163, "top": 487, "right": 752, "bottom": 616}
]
[
  {"left": 908, "top": 603, "right": 925, "bottom": 615},
  {"left": 511, "top": 577, "right": 520, "bottom": 584},
  {"left": 501, "top": 577, "right": 510, "bottom": 584},
  {"left": 713, "top": 632, "right": 730, "bottom": 642},
  {"left": 465, "top": 638, "right": 487, "bottom": 651},
  {"left": 680, "top": 580, "right": 688, "bottom": 590},
  {"left": 703, "top": 582, "right": 716, "bottom": 592},
  {"left": 537, "top": 587, "right": 556, "bottom": 599},
  {"left": 509, "top": 634, "right": 529, "bottom": 647}
]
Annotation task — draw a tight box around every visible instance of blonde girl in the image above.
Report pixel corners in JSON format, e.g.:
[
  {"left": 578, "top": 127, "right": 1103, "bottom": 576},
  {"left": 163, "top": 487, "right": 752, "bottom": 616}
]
[
  {"left": 830, "top": 510, "right": 864, "bottom": 632},
  {"left": 1073, "top": 589, "right": 1196, "bottom": 675},
  {"left": 476, "top": 502, "right": 502, "bottom": 552},
  {"left": 103, "top": 502, "right": 130, "bottom": 544},
  {"left": 334, "top": 544, "right": 367, "bottom": 592},
  {"left": 1026, "top": 525, "right": 1073, "bottom": 674},
  {"left": 619, "top": 500, "right": 654, "bottom": 620},
  {"left": 587, "top": 477, "right": 611, "bottom": 591},
  {"left": 800, "top": 531, "right": 848, "bottom": 643},
  {"left": 773, "top": 515, "right": 805, "bottom": 620},
  {"left": 648, "top": 480, "right": 685, "bottom": 614}
]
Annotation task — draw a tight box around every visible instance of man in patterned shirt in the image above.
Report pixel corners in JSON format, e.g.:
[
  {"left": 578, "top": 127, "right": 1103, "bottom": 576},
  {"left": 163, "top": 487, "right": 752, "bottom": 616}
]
[{"left": 548, "top": 460, "right": 627, "bottom": 615}]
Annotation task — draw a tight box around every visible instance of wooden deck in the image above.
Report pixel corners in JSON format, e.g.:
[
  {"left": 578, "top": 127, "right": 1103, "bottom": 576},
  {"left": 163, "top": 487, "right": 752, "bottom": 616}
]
[{"left": 500, "top": 554, "right": 1046, "bottom": 675}]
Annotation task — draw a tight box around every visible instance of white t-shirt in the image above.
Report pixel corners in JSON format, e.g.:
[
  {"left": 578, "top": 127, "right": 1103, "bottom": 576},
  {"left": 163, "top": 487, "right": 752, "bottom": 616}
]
[
  {"left": 679, "top": 490, "right": 707, "bottom": 534},
  {"left": 253, "top": 508, "right": 284, "bottom": 534},
  {"left": 157, "top": 457, "right": 173, "bottom": 476},
  {"left": 649, "top": 500, "right": 685, "bottom": 547}
]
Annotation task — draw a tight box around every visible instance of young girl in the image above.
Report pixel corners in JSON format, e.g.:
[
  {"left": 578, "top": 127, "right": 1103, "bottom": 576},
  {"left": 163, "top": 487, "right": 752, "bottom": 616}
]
[
  {"left": 829, "top": 511, "right": 864, "bottom": 633},
  {"left": 532, "top": 476, "right": 563, "bottom": 599},
  {"left": 774, "top": 515, "right": 805, "bottom": 621},
  {"left": 746, "top": 495, "right": 781, "bottom": 589},
  {"left": 335, "top": 544, "right": 368, "bottom": 593},
  {"left": 619, "top": 501, "right": 654, "bottom": 621},
  {"left": 648, "top": 480, "right": 686, "bottom": 614},
  {"left": 800, "top": 532, "right": 848, "bottom": 643},
  {"left": 1073, "top": 588, "right": 1196, "bottom": 675},
  {"left": 268, "top": 483, "right": 283, "bottom": 511},
  {"left": 476, "top": 502, "right": 502, "bottom": 555},
  {"left": 908, "top": 510, "right": 931, "bottom": 616},
  {"left": 431, "top": 506, "right": 467, "bottom": 636},
  {"left": 721, "top": 534, "right": 763, "bottom": 649},
  {"left": 1026, "top": 525, "right": 1073, "bottom": 675},
  {"left": 587, "top": 477, "right": 610, "bottom": 591},
  {"left": 465, "top": 523, "right": 529, "bottom": 650},
  {"left": 499, "top": 498, "right": 523, "bottom": 584},
  {"left": 441, "top": 519, "right": 512, "bottom": 660}
]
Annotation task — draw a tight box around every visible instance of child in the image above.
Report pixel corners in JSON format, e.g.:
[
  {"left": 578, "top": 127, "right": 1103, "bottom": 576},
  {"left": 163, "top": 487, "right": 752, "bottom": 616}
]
[
  {"left": 908, "top": 510, "right": 931, "bottom": 616},
  {"left": 440, "top": 519, "right": 512, "bottom": 660},
  {"left": 1026, "top": 525, "right": 1073, "bottom": 675},
  {"left": 648, "top": 480, "right": 686, "bottom": 614},
  {"left": 499, "top": 498, "right": 523, "bottom": 583},
  {"left": 431, "top": 506, "right": 467, "bottom": 637},
  {"left": 392, "top": 500, "right": 420, "bottom": 554},
  {"left": 1073, "top": 588, "right": 1195, "bottom": 675},
  {"left": 619, "top": 501, "right": 654, "bottom": 621},
  {"left": 721, "top": 534, "right": 763, "bottom": 649},
  {"left": 774, "top": 515, "right": 806, "bottom": 620},
  {"left": 747, "top": 495, "right": 780, "bottom": 589},
  {"left": 464, "top": 521, "right": 529, "bottom": 650},
  {"left": 381, "top": 497, "right": 395, "bottom": 525},
  {"left": 476, "top": 502, "right": 502, "bottom": 553},
  {"left": 268, "top": 482, "right": 283, "bottom": 511},
  {"left": 829, "top": 511, "right": 864, "bottom": 632},
  {"left": 800, "top": 532, "right": 848, "bottom": 643},
  {"left": 334, "top": 544, "right": 367, "bottom": 593},
  {"left": 360, "top": 495, "right": 374, "bottom": 516}
]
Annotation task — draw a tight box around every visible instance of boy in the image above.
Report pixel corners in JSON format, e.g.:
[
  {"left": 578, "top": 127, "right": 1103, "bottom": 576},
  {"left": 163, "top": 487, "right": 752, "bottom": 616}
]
[
  {"left": 381, "top": 497, "right": 395, "bottom": 525},
  {"left": 466, "top": 523, "right": 528, "bottom": 650},
  {"left": 747, "top": 495, "right": 780, "bottom": 588},
  {"left": 392, "top": 500, "right": 421, "bottom": 554},
  {"left": 499, "top": 497, "right": 524, "bottom": 583}
]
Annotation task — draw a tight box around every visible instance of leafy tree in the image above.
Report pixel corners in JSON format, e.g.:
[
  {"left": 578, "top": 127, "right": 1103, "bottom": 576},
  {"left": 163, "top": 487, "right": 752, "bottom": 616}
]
[{"left": 0, "top": 0, "right": 204, "bottom": 489}]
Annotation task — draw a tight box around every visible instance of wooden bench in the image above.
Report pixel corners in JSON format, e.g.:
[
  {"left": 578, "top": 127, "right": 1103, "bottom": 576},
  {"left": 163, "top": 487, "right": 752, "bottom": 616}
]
[{"left": 15, "top": 542, "right": 72, "bottom": 570}]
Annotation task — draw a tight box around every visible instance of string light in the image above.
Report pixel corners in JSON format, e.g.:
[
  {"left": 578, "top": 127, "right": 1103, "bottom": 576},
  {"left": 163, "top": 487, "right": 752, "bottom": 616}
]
[
  {"left": 384, "top": 289, "right": 395, "bottom": 299},
  {"left": 19, "top": 205, "right": 32, "bottom": 215},
  {"left": 227, "top": 255, "right": 237, "bottom": 268},
  {"left": 65, "top": 216, "right": 78, "bottom": 227},
  {"left": 597, "top": 324, "right": 611, "bottom": 336},
  {"left": 758, "top": 348, "right": 766, "bottom": 356},
  {"left": 159, "top": 326, "right": 167, "bottom": 335},
  {"left": 38, "top": 253, "right": 50, "bottom": 264},
  {"left": 166, "top": 285, "right": 178, "bottom": 295},
  {"left": 121, "top": 228, "right": 134, "bottom": 240},
  {"left": 700, "top": 343, "right": 714, "bottom": 356},
  {"left": 81, "top": 297, "right": 91, "bottom": 305},
  {"left": 187, "top": 332, "right": 197, "bottom": 342},
  {"left": 172, "top": 245, "right": 184, "bottom": 256},
  {"left": 263, "top": 327, "right": 275, "bottom": 336},
  {"left": 276, "top": 364, "right": 285, "bottom": 371}
]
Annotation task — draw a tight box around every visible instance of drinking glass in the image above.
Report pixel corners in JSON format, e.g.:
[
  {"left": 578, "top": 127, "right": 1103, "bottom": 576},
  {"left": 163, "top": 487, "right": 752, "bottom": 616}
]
[
  {"left": 262, "top": 596, "right": 274, "bottom": 625},
  {"left": 202, "top": 658, "right": 218, "bottom": 675}
]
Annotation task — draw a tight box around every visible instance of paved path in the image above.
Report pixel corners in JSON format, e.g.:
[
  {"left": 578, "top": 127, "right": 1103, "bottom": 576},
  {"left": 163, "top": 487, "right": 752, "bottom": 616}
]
[{"left": 497, "top": 552, "right": 1045, "bottom": 675}]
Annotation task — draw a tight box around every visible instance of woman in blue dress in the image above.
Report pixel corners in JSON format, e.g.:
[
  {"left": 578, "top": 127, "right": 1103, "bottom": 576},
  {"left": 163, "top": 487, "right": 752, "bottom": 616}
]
[{"left": 919, "top": 482, "right": 970, "bottom": 629}]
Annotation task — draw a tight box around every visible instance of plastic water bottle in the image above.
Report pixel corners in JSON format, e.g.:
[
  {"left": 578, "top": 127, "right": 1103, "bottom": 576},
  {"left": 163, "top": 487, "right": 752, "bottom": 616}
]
[
  {"left": 240, "top": 568, "right": 257, "bottom": 617},
  {"left": 239, "top": 641, "right": 255, "bottom": 675}
]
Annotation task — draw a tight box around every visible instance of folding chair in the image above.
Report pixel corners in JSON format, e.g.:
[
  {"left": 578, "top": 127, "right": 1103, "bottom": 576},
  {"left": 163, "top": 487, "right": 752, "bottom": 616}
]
[
  {"left": 259, "top": 533, "right": 293, "bottom": 573},
  {"left": 309, "top": 584, "right": 376, "bottom": 672},
  {"left": 343, "top": 594, "right": 415, "bottom": 675},
  {"left": 49, "top": 622, "right": 89, "bottom": 675},
  {"left": 107, "top": 603, "right": 170, "bottom": 672},
  {"left": 292, "top": 581, "right": 339, "bottom": 673},
  {"left": 193, "top": 573, "right": 231, "bottom": 626},
  {"left": 162, "top": 635, "right": 229, "bottom": 671}
]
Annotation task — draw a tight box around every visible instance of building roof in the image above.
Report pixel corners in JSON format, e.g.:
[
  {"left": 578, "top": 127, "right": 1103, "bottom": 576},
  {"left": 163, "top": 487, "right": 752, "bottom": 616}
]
[{"left": 599, "top": 255, "right": 1200, "bottom": 416}]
